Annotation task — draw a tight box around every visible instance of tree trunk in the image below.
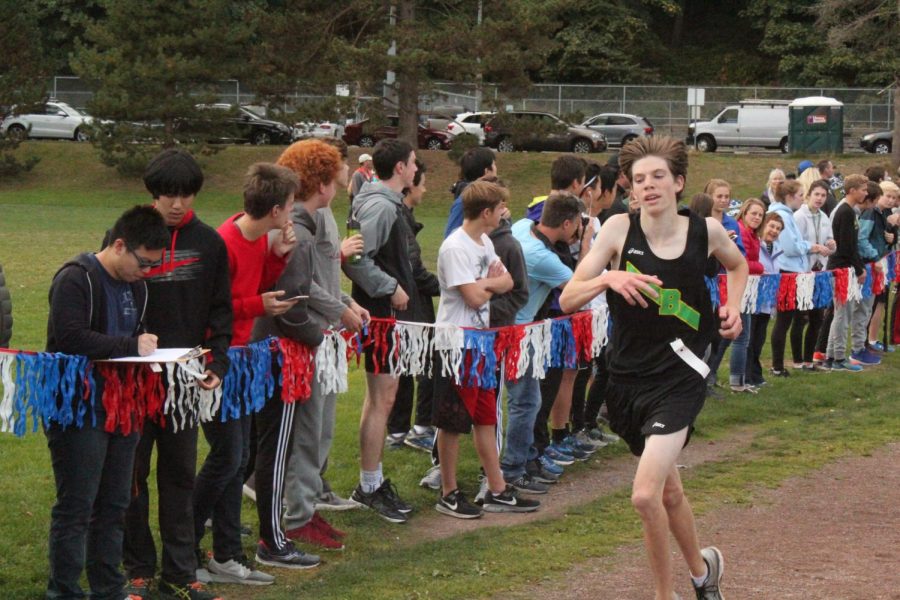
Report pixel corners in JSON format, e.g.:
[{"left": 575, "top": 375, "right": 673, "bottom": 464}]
[{"left": 396, "top": 0, "right": 418, "bottom": 149}]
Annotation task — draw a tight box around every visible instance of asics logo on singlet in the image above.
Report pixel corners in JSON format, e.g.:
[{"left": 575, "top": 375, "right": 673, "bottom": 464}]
[
  {"left": 626, "top": 247, "right": 645, "bottom": 255},
  {"left": 652, "top": 422, "right": 666, "bottom": 429}
]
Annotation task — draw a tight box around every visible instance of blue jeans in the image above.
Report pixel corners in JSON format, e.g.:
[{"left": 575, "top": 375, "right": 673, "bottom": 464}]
[
  {"left": 501, "top": 355, "right": 541, "bottom": 481},
  {"left": 46, "top": 424, "right": 139, "bottom": 600},
  {"left": 707, "top": 312, "right": 751, "bottom": 386},
  {"left": 193, "top": 414, "right": 251, "bottom": 562}
]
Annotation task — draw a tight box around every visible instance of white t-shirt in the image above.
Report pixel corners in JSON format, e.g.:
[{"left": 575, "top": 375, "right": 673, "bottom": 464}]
[{"left": 436, "top": 227, "right": 500, "bottom": 328}]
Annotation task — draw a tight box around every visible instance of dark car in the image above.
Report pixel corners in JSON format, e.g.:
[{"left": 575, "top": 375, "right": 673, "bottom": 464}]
[
  {"left": 483, "top": 111, "right": 607, "bottom": 153},
  {"left": 860, "top": 131, "right": 893, "bottom": 154},
  {"left": 184, "top": 104, "right": 293, "bottom": 145},
  {"left": 581, "top": 113, "right": 654, "bottom": 147},
  {"left": 342, "top": 115, "right": 453, "bottom": 150}
]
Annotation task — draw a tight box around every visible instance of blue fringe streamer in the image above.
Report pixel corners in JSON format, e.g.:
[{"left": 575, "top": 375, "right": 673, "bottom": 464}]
[
  {"left": 756, "top": 273, "right": 781, "bottom": 313},
  {"left": 221, "top": 339, "right": 276, "bottom": 421},
  {"left": 549, "top": 318, "right": 577, "bottom": 369},
  {"left": 888, "top": 252, "right": 897, "bottom": 282},
  {"left": 861, "top": 264, "right": 873, "bottom": 299},
  {"left": 705, "top": 276, "right": 720, "bottom": 308},
  {"left": 462, "top": 329, "right": 498, "bottom": 389},
  {"left": 813, "top": 271, "right": 834, "bottom": 310}
]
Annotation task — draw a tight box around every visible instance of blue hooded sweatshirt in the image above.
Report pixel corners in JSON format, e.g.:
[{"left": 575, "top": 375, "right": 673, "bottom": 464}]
[{"left": 768, "top": 201, "right": 811, "bottom": 273}]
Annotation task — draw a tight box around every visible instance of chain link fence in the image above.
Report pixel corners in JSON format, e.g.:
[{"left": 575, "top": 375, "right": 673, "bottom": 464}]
[{"left": 47, "top": 76, "right": 894, "bottom": 149}]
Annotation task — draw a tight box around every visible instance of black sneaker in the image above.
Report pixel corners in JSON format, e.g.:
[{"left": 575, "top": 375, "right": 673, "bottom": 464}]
[
  {"left": 482, "top": 484, "right": 540, "bottom": 513},
  {"left": 692, "top": 546, "right": 724, "bottom": 600},
  {"left": 435, "top": 489, "right": 483, "bottom": 519},
  {"left": 525, "top": 459, "right": 560, "bottom": 484},
  {"left": 769, "top": 367, "right": 790, "bottom": 377},
  {"left": 507, "top": 473, "right": 549, "bottom": 495},
  {"left": 124, "top": 577, "right": 153, "bottom": 599},
  {"left": 254, "top": 541, "right": 320, "bottom": 570},
  {"left": 157, "top": 579, "right": 222, "bottom": 600},
  {"left": 350, "top": 484, "right": 408, "bottom": 523},
  {"left": 378, "top": 478, "right": 413, "bottom": 514}
]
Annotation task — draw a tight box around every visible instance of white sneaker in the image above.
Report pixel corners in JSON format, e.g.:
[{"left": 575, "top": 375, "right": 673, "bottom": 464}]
[
  {"left": 314, "top": 491, "right": 359, "bottom": 511},
  {"left": 419, "top": 465, "right": 442, "bottom": 490},
  {"left": 242, "top": 483, "right": 256, "bottom": 502},
  {"left": 208, "top": 557, "right": 275, "bottom": 585}
]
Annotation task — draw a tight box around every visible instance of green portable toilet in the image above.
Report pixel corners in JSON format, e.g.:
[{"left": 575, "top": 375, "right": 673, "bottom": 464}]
[{"left": 788, "top": 96, "right": 844, "bottom": 154}]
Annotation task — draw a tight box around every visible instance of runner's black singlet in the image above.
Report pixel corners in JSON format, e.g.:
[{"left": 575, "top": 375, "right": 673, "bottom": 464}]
[{"left": 607, "top": 208, "right": 715, "bottom": 381}]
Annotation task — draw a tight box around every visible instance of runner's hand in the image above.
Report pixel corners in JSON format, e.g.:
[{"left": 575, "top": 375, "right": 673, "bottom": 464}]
[
  {"left": 718, "top": 305, "right": 742, "bottom": 340},
  {"left": 198, "top": 370, "right": 221, "bottom": 390},
  {"left": 605, "top": 271, "right": 661, "bottom": 308}
]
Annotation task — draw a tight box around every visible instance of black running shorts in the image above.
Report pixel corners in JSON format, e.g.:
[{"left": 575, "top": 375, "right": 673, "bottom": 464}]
[{"left": 604, "top": 374, "right": 706, "bottom": 456}]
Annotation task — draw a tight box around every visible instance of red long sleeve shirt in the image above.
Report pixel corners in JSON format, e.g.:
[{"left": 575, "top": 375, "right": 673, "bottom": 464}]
[{"left": 217, "top": 214, "right": 288, "bottom": 345}]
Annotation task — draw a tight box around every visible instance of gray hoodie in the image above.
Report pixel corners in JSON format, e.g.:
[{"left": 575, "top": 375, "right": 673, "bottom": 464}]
[
  {"left": 250, "top": 203, "right": 323, "bottom": 348},
  {"left": 307, "top": 207, "right": 353, "bottom": 329},
  {"left": 343, "top": 180, "right": 419, "bottom": 319}
]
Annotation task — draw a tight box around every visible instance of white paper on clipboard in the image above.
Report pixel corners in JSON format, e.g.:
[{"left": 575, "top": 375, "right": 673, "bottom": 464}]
[{"left": 98, "top": 347, "right": 210, "bottom": 378}]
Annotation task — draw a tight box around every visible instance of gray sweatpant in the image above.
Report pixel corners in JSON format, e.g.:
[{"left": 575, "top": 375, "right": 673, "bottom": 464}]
[
  {"left": 283, "top": 375, "right": 337, "bottom": 530},
  {"left": 827, "top": 295, "right": 875, "bottom": 360}
]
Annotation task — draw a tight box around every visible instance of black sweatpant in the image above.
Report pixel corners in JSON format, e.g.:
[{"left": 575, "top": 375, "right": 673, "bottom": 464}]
[
  {"left": 568, "top": 364, "right": 593, "bottom": 432},
  {"left": 388, "top": 373, "right": 433, "bottom": 435},
  {"left": 254, "top": 384, "right": 297, "bottom": 552},
  {"left": 124, "top": 420, "right": 199, "bottom": 585},
  {"left": 790, "top": 308, "right": 824, "bottom": 363},
  {"left": 816, "top": 307, "right": 834, "bottom": 355},
  {"left": 534, "top": 367, "right": 564, "bottom": 454},
  {"left": 745, "top": 313, "right": 771, "bottom": 385}
]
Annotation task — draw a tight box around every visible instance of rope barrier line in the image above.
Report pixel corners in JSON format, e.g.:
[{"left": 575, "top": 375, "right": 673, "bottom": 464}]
[{"left": 0, "top": 250, "right": 897, "bottom": 437}]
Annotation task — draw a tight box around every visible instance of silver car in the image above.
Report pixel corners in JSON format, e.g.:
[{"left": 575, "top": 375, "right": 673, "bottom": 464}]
[
  {"left": 581, "top": 113, "right": 654, "bottom": 147},
  {"left": 1, "top": 101, "right": 94, "bottom": 141}
]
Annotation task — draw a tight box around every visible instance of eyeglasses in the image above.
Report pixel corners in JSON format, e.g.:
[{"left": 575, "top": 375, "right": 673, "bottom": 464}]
[{"left": 128, "top": 247, "right": 162, "bottom": 270}]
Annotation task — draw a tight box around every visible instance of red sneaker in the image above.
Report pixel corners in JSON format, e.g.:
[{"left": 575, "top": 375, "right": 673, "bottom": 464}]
[
  {"left": 312, "top": 512, "right": 346, "bottom": 539},
  {"left": 812, "top": 351, "right": 826, "bottom": 363},
  {"left": 285, "top": 520, "right": 344, "bottom": 550}
]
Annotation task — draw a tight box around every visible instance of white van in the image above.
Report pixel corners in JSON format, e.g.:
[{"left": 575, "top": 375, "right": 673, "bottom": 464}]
[{"left": 687, "top": 100, "right": 790, "bottom": 153}]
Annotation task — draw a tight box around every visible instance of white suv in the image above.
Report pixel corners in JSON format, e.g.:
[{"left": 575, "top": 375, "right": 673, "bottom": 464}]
[
  {"left": 446, "top": 111, "right": 495, "bottom": 143},
  {"left": 1, "top": 101, "right": 94, "bottom": 141}
]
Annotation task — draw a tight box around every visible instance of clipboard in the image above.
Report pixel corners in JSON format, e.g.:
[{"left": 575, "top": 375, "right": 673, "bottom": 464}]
[{"left": 98, "top": 346, "right": 209, "bottom": 377}]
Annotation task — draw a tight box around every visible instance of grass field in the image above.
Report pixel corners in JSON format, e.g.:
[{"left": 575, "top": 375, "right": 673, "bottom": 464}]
[{"left": 0, "top": 141, "right": 898, "bottom": 598}]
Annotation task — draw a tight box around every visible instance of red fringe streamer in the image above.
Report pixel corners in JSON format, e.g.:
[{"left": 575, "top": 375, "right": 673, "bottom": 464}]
[
  {"left": 363, "top": 318, "right": 396, "bottom": 375},
  {"left": 96, "top": 363, "right": 165, "bottom": 435},
  {"left": 494, "top": 324, "right": 526, "bottom": 381},
  {"left": 717, "top": 274, "right": 728, "bottom": 307},
  {"left": 277, "top": 338, "right": 314, "bottom": 403},
  {"left": 872, "top": 265, "right": 885, "bottom": 296},
  {"left": 833, "top": 268, "right": 849, "bottom": 305},
  {"left": 776, "top": 272, "right": 798, "bottom": 311},
  {"left": 570, "top": 311, "right": 594, "bottom": 363}
]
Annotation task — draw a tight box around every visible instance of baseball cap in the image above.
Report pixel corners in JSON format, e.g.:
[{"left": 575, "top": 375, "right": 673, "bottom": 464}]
[
  {"left": 358, "top": 153, "right": 372, "bottom": 163},
  {"left": 797, "top": 160, "right": 814, "bottom": 175}
]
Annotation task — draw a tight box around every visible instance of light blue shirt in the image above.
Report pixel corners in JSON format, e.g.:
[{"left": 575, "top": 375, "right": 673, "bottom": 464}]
[{"left": 511, "top": 218, "right": 572, "bottom": 324}]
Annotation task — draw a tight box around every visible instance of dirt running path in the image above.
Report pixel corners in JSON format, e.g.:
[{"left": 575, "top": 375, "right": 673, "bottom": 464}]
[
  {"left": 407, "top": 429, "right": 759, "bottom": 543},
  {"left": 531, "top": 442, "right": 900, "bottom": 600}
]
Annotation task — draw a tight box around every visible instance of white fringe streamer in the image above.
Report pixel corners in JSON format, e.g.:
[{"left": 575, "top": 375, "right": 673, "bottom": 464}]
[
  {"left": 527, "top": 320, "right": 553, "bottom": 380},
  {"left": 590, "top": 306, "right": 609, "bottom": 357},
  {"left": 434, "top": 325, "right": 464, "bottom": 384},
  {"left": 0, "top": 354, "right": 15, "bottom": 433},
  {"left": 316, "top": 331, "right": 349, "bottom": 395},
  {"left": 391, "top": 322, "right": 433, "bottom": 378},
  {"left": 847, "top": 267, "right": 863, "bottom": 303},
  {"left": 795, "top": 273, "right": 815, "bottom": 311},
  {"left": 741, "top": 275, "right": 760, "bottom": 314},
  {"left": 163, "top": 359, "right": 211, "bottom": 432}
]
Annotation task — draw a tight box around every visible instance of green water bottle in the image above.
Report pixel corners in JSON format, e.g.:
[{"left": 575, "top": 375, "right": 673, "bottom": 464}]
[{"left": 346, "top": 214, "right": 362, "bottom": 264}]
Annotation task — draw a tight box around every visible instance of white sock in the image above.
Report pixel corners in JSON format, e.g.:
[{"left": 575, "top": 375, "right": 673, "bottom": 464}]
[
  {"left": 691, "top": 560, "right": 709, "bottom": 587},
  {"left": 360, "top": 469, "right": 381, "bottom": 494}
]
